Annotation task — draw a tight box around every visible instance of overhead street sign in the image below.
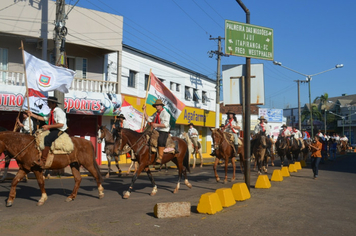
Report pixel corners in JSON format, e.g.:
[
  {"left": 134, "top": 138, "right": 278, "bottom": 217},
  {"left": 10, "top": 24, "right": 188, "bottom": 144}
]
[{"left": 225, "top": 20, "right": 274, "bottom": 61}]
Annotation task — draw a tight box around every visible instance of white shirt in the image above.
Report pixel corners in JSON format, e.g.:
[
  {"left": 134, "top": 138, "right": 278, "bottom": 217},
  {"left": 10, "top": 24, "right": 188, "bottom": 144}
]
[
  {"left": 335, "top": 135, "right": 340, "bottom": 141},
  {"left": 148, "top": 108, "right": 170, "bottom": 132},
  {"left": 291, "top": 129, "right": 302, "bottom": 139},
  {"left": 340, "top": 137, "right": 348, "bottom": 141},
  {"left": 254, "top": 122, "right": 271, "bottom": 136},
  {"left": 317, "top": 132, "right": 324, "bottom": 138},
  {"left": 280, "top": 129, "right": 291, "bottom": 137},
  {"left": 225, "top": 119, "right": 239, "bottom": 134},
  {"left": 21, "top": 117, "right": 33, "bottom": 133},
  {"left": 188, "top": 127, "right": 198, "bottom": 138},
  {"left": 44, "top": 107, "right": 68, "bottom": 131}
]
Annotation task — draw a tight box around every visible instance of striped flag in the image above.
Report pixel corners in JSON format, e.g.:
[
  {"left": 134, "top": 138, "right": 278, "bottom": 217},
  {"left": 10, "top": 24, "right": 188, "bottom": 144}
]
[
  {"left": 120, "top": 100, "right": 143, "bottom": 132},
  {"left": 146, "top": 72, "right": 185, "bottom": 127}
]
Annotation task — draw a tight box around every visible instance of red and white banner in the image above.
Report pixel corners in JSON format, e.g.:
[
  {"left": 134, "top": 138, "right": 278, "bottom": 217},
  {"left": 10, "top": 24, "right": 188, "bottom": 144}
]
[{"left": 119, "top": 99, "right": 143, "bottom": 132}]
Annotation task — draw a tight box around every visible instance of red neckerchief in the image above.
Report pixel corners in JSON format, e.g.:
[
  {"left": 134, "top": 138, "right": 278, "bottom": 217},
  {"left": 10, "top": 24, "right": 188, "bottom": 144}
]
[
  {"left": 260, "top": 122, "right": 265, "bottom": 132},
  {"left": 120, "top": 122, "right": 123, "bottom": 128},
  {"left": 154, "top": 110, "right": 162, "bottom": 124},
  {"left": 49, "top": 108, "right": 55, "bottom": 125},
  {"left": 225, "top": 118, "right": 236, "bottom": 133}
]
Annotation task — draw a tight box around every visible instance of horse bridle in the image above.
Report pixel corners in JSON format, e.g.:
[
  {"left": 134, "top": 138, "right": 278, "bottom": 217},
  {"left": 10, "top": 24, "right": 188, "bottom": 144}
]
[{"left": 117, "top": 129, "right": 146, "bottom": 155}]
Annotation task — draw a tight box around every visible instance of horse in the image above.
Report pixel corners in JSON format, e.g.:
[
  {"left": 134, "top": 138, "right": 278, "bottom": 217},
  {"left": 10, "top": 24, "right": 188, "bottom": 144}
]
[
  {"left": 210, "top": 128, "right": 245, "bottom": 183},
  {"left": 338, "top": 140, "right": 348, "bottom": 153},
  {"left": 275, "top": 136, "right": 291, "bottom": 167},
  {"left": 97, "top": 125, "right": 123, "bottom": 178},
  {"left": 114, "top": 128, "right": 192, "bottom": 199},
  {"left": 251, "top": 131, "right": 268, "bottom": 174},
  {"left": 0, "top": 131, "right": 104, "bottom": 207},
  {"left": 180, "top": 132, "right": 203, "bottom": 168},
  {"left": 289, "top": 135, "right": 302, "bottom": 162},
  {"left": 302, "top": 139, "right": 311, "bottom": 161}
]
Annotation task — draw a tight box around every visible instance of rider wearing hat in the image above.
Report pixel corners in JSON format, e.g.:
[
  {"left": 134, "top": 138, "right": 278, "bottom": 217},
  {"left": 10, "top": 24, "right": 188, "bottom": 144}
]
[
  {"left": 254, "top": 116, "right": 271, "bottom": 136},
  {"left": 224, "top": 110, "right": 240, "bottom": 157},
  {"left": 142, "top": 99, "right": 171, "bottom": 164},
  {"left": 291, "top": 126, "right": 303, "bottom": 149},
  {"left": 112, "top": 114, "right": 129, "bottom": 140},
  {"left": 280, "top": 124, "right": 291, "bottom": 137},
  {"left": 188, "top": 123, "right": 199, "bottom": 153},
  {"left": 302, "top": 128, "right": 311, "bottom": 140},
  {"left": 27, "top": 96, "right": 67, "bottom": 168}
]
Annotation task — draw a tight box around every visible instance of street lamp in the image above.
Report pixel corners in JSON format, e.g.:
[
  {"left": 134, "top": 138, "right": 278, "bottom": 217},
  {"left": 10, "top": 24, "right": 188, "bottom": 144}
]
[{"left": 273, "top": 61, "right": 343, "bottom": 137}]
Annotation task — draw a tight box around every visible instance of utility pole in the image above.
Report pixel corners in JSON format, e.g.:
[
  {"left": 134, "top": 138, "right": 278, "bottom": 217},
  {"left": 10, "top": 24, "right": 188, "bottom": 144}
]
[
  {"left": 41, "top": 0, "right": 48, "bottom": 61},
  {"left": 54, "top": 0, "right": 68, "bottom": 109},
  {"left": 209, "top": 36, "right": 228, "bottom": 128},
  {"left": 294, "top": 80, "right": 302, "bottom": 130}
]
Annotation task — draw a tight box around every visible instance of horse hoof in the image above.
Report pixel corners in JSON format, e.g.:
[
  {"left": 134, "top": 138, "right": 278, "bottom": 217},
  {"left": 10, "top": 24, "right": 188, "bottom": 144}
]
[
  {"left": 37, "top": 201, "right": 45, "bottom": 206},
  {"left": 173, "top": 189, "right": 179, "bottom": 194},
  {"left": 99, "top": 193, "right": 104, "bottom": 199},
  {"left": 200, "top": 165, "right": 203, "bottom": 168},
  {"left": 150, "top": 192, "right": 156, "bottom": 196},
  {"left": 65, "top": 197, "right": 73, "bottom": 202},
  {"left": 216, "top": 178, "right": 220, "bottom": 182},
  {"left": 271, "top": 163, "right": 275, "bottom": 167},
  {"left": 230, "top": 178, "right": 236, "bottom": 182},
  {"left": 105, "top": 173, "right": 110, "bottom": 179},
  {"left": 6, "top": 201, "right": 13, "bottom": 207},
  {"left": 223, "top": 180, "right": 227, "bottom": 184},
  {"left": 123, "top": 191, "right": 130, "bottom": 199}
]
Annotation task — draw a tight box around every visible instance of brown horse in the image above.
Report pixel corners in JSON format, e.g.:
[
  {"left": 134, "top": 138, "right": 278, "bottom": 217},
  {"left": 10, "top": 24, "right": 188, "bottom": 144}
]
[
  {"left": 0, "top": 131, "right": 104, "bottom": 207},
  {"left": 251, "top": 131, "right": 268, "bottom": 174},
  {"left": 180, "top": 132, "right": 203, "bottom": 168},
  {"left": 114, "top": 128, "right": 192, "bottom": 199},
  {"left": 210, "top": 128, "right": 245, "bottom": 183},
  {"left": 338, "top": 140, "right": 349, "bottom": 153},
  {"left": 302, "top": 139, "right": 311, "bottom": 161},
  {"left": 97, "top": 126, "right": 123, "bottom": 178}
]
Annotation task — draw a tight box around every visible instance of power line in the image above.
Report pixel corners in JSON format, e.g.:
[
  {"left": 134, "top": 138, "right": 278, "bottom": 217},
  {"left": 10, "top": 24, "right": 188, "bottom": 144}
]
[{"left": 192, "top": 0, "right": 223, "bottom": 29}]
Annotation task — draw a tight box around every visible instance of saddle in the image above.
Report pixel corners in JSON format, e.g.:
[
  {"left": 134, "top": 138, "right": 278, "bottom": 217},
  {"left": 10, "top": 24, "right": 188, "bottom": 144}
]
[
  {"left": 35, "top": 129, "right": 74, "bottom": 154},
  {"left": 223, "top": 132, "right": 243, "bottom": 146},
  {"left": 146, "top": 129, "right": 176, "bottom": 154}
]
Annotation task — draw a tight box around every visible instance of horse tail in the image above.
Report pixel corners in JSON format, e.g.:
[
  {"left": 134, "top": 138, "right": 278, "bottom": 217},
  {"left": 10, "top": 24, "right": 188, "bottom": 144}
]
[
  {"left": 183, "top": 143, "right": 191, "bottom": 173},
  {"left": 92, "top": 145, "right": 103, "bottom": 183}
]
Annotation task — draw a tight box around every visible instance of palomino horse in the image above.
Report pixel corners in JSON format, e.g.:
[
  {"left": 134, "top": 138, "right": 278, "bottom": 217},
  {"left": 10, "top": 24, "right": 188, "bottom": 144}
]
[
  {"left": 289, "top": 135, "right": 302, "bottom": 162},
  {"left": 275, "top": 136, "right": 291, "bottom": 167},
  {"left": 0, "top": 131, "right": 104, "bottom": 207},
  {"left": 114, "top": 128, "right": 192, "bottom": 199},
  {"left": 252, "top": 131, "right": 268, "bottom": 174},
  {"left": 180, "top": 132, "right": 203, "bottom": 168},
  {"left": 97, "top": 125, "right": 123, "bottom": 178},
  {"left": 210, "top": 128, "right": 245, "bottom": 183}
]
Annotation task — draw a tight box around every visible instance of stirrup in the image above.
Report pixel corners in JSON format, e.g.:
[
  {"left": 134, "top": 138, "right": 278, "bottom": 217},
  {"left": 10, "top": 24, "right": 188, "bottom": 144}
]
[
  {"left": 33, "top": 159, "right": 45, "bottom": 169},
  {"left": 156, "top": 157, "right": 162, "bottom": 164}
]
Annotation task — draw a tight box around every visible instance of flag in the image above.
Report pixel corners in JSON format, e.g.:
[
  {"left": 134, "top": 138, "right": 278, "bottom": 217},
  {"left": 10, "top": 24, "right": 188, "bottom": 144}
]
[
  {"left": 23, "top": 89, "right": 51, "bottom": 116},
  {"left": 146, "top": 72, "right": 185, "bottom": 127},
  {"left": 120, "top": 100, "right": 143, "bottom": 132},
  {"left": 24, "top": 51, "right": 75, "bottom": 93}
]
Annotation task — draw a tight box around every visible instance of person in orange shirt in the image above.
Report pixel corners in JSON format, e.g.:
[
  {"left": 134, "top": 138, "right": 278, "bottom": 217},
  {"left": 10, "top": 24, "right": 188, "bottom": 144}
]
[{"left": 310, "top": 135, "right": 323, "bottom": 179}]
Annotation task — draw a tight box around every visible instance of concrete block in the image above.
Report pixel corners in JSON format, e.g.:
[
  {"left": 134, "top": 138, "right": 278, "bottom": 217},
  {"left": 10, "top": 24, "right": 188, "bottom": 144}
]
[
  {"left": 300, "top": 160, "right": 307, "bottom": 167},
  {"left": 289, "top": 164, "right": 297, "bottom": 173},
  {"left": 216, "top": 188, "right": 236, "bottom": 207},
  {"left": 197, "top": 192, "right": 223, "bottom": 214},
  {"left": 255, "top": 175, "right": 271, "bottom": 189},
  {"left": 231, "top": 183, "right": 251, "bottom": 201},
  {"left": 294, "top": 161, "right": 302, "bottom": 170},
  {"left": 271, "top": 169, "right": 283, "bottom": 182},
  {"left": 154, "top": 202, "right": 191, "bottom": 218},
  {"left": 281, "top": 166, "right": 290, "bottom": 177}
]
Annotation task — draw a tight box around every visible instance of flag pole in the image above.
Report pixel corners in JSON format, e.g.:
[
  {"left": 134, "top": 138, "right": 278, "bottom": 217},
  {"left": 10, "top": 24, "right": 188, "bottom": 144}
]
[
  {"left": 140, "top": 69, "right": 152, "bottom": 132},
  {"left": 20, "top": 40, "right": 33, "bottom": 135}
]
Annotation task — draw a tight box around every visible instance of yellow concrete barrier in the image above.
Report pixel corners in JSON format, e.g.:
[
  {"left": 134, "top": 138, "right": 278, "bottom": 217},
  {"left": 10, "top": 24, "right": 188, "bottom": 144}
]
[
  {"left": 300, "top": 160, "right": 307, "bottom": 167},
  {"left": 255, "top": 175, "right": 271, "bottom": 189},
  {"left": 197, "top": 192, "right": 223, "bottom": 214},
  {"left": 281, "top": 166, "right": 290, "bottom": 177},
  {"left": 294, "top": 162, "right": 302, "bottom": 170},
  {"left": 231, "top": 183, "right": 251, "bottom": 201},
  {"left": 289, "top": 164, "right": 297, "bottom": 173},
  {"left": 215, "top": 188, "right": 236, "bottom": 207},
  {"left": 270, "top": 169, "right": 283, "bottom": 182}
]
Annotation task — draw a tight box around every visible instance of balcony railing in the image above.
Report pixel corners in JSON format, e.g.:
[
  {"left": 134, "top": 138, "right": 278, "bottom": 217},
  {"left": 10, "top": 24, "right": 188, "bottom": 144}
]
[{"left": 0, "top": 70, "right": 118, "bottom": 94}]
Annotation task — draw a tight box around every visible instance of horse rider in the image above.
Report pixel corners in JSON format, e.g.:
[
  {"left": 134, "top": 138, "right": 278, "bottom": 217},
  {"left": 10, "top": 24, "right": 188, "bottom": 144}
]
[
  {"left": 210, "top": 124, "right": 226, "bottom": 156},
  {"left": 142, "top": 99, "right": 170, "bottom": 164},
  {"left": 317, "top": 129, "right": 325, "bottom": 141},
  {"left": 340, "top": 135, "right": 348, "bottom": 142},
  {"left": 27, "top": 96, "right": 68, "bottom": 168},
  {"left": 188, "top": 123, "right": 199, "bottom": 153},
  {"left": 112, "top": 114, "right": 129, "bottom": 139},
  {"left": 224, "top": 110, "right": 240, "bottom": 157},
  {"left": 302, "top": 128, "right": 311, "bottom": 140},
  {"left": 254, "top": 116, "right": 271, "bottom": 136},
  {"left": 291, "top": 126, "right": 303, "bottom": 149},
  {"left": 16, "top": 112, "right": 34, "bottom": 134},
  {"left": 280, "top": 124, "right": 291, "bottom": 138}
]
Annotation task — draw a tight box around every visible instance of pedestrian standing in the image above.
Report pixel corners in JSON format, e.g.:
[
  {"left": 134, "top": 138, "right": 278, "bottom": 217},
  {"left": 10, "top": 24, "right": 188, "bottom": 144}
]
[{"left": 310, "top": 135, "right": 322, "bottom": 179}]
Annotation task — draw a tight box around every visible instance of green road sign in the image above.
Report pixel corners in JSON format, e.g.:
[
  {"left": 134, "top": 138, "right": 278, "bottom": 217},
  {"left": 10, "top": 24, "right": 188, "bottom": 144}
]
[{"left": 225, "top": 20, "right": 273, "bottom": 61}]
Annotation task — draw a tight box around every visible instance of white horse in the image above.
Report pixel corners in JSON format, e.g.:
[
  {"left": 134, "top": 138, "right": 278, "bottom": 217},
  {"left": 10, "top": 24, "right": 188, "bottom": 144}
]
[{"left": 180, "top": 132, "right": 203, "bottom": 168}]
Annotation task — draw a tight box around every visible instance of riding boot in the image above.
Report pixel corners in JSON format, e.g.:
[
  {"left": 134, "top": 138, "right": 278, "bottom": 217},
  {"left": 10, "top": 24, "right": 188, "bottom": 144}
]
[
  {"left": 156, "top": 147, "right": 164, "bottom": 164},
  {"left": 234, "top": 145, "right": 239, "bottom": 158},
  {"left": 34, "top": 146, "right": 50, "bottom": 169}
]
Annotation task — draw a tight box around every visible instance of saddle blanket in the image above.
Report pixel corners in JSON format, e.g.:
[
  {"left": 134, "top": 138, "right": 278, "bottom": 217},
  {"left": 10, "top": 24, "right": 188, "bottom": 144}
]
[{"left": 36, "top": 129, "right": 74, "bottom": 154}]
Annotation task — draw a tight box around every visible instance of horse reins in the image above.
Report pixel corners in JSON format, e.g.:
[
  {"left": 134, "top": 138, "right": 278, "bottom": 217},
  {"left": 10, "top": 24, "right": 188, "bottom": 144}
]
[{"left": 11, "top": 139, "right": 36, "bottom": 159}]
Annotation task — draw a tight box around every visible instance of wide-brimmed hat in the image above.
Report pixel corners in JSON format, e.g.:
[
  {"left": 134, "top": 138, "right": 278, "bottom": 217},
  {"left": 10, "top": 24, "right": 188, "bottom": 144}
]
[
  {"left": 281, "top": 124, "right": 287, "bottom": 128},
  {"left": 188, "top": 123, "right": 194, "bottom": 126},
  {"left": 46, "top": 96, "right": 61, "bottom": 104},
  {"left": 301, "top": 128, "right": 306, "bottom": 131},
  {"left": 258, "top": 116, "right": 266, "bottom": 120},
  {"left": 118, "top": 114, "right": 125, "bottom": 119},
  {"left": 226, "top": 110, "right": 235, "bottom": 115},
  {"left": 152, "top": 99, "right": 165, "bottom": 107},
  {"left": 220, "top": 124, "right": 225, "bottom": 128}
]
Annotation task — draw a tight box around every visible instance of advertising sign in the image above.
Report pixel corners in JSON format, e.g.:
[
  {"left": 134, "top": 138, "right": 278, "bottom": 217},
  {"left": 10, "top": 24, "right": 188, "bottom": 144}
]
[{"left": 259, "top": 108, "right": 283, "bottom": 123}]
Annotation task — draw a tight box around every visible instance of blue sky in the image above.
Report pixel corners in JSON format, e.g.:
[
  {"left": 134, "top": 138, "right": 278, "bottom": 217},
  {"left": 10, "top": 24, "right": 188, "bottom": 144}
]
[{"left": 71, "top": 0, "right": 355, "bottom": 109}]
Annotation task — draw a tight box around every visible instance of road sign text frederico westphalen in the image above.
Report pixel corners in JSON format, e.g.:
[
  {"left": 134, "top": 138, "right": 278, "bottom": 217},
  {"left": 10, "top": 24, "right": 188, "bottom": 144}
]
[{"left": 225, "top": 20, "right": 273, "bottom": 61}]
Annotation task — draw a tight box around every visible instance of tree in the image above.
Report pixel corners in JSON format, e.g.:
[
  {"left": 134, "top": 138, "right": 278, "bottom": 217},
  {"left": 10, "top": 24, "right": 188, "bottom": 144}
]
[
  {"left": 301, "top": 104, "right": 322, "bottom": 123},
  {"left": 314, "top": 93, "right": 329, "bottom": 112}
]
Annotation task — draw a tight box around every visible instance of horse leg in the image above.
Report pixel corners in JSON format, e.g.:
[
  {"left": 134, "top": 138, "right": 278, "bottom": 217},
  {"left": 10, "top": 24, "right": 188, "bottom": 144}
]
[
  {"left": 199, "top": 150, "right": 203, "bottom": 168},
  {"left": 123, "top": 163, "right": 146, "bottom": 199},
  {"left": 66, "top": 162, "right": 82, "bottom": 202},
  {"left": 0, "top": 158, "right": 10, "bottom": 182},
  {"left": 82, "top": 160, "right": 104, "bottom": 199},
  {"left": 106, "top": 155, "right": 111, "bottom": 178},
  {"left": 145, "top": 167, "right": 158, "bottom": 196},
  {"left": 231, "top": 157, "right": 236, "bottom": 182},
  {"left": 224, "top": 157, "right": 229, "bottom": 184},
  {"left": 31, "top": 170, "right": 48, "bottom": 206},
  {"left": 213, "top": 157, "right": 220, "bottom": 182},
  {"left": 114, "top": 155, "right": 122, "bottom": 177},
  {"left": 192, "top": 151, "right": 196, "bottom": 169},
  {"left": 7, "top": 169, "right": 29, "bottom": 207}
]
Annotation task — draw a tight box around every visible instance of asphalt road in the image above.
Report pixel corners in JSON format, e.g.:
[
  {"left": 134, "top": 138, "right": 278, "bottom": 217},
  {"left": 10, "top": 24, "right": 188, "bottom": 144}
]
[{"left": 1, "top": 153, "right": 356, "bottom": 236}]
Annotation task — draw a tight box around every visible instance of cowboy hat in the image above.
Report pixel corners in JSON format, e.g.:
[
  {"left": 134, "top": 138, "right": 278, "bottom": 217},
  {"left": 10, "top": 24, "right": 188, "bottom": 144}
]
[
  {"left": 226, "top": 110, "right": 235, "bottom": 115},
  {"left": 281, "top": 124, "right": 287, "bottom": 128},
  {"left": 220, "top": 124, "right": 225, "bottom": 128},
  {"left": 258, "top": 116, "right": 266, "bottom": 120},
  {"left": 118, "top": 114, "right": 126, "bottom": 119},
  {"left": 152, "top": 99, "right": 165, "bottom": 107},
  {"left": 46, "top": 96, "right": 61, "bottom": 104},
  {"left": 188, "top": 123, "right": 194, "bottom": 126}
]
